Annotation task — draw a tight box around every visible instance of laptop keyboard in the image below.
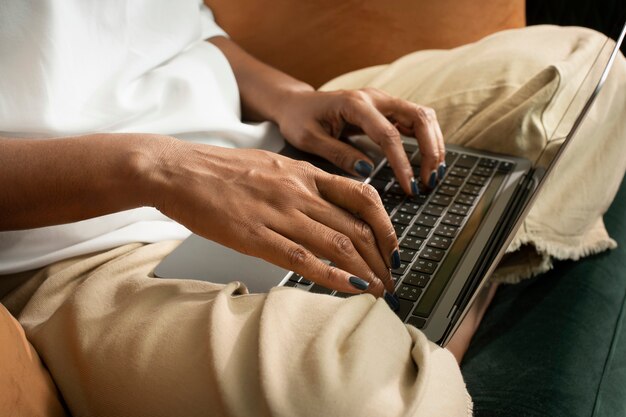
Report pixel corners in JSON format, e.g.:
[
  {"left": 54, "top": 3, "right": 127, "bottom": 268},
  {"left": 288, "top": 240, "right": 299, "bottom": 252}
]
[{"left": 284, "top": 144, "right": 514, "bottom": 328}]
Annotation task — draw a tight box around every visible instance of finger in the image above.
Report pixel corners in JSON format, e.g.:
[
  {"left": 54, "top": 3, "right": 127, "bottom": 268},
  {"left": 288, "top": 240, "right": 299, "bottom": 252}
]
[
  {"left": 300, "top": 200, "right": 393, "bottom": 293},
  {"left": 297, "top": 123, "right": 376, "bottom": 178},
  {"left": 255, "top": 227, "right": 376, "bottom": 295},
  {"left": 315, "top": 173, "right": 400, "bottom": 283},
  {"left": 272, "top": 211, "right": 386, "bottom": 296},
  {"left": 377, "top": 99, "right": 442, "bottom": 189},
  {"left": 433, "top": 120, "right": 447, "bottom": 180},
  {"left": 339, "top": 98, "right": 416, "bottom": 195}
]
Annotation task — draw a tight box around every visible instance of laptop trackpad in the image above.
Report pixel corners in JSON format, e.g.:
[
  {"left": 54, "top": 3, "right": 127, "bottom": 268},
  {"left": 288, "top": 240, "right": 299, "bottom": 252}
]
[{"left": 154, "top": 234, "right": 289, "bottom": 293}]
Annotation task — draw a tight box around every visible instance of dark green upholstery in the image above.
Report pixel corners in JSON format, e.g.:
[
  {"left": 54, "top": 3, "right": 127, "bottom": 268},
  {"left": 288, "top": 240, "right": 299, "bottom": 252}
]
[{"left": 462, "top": 174, "right": 626, "bottom": 417}]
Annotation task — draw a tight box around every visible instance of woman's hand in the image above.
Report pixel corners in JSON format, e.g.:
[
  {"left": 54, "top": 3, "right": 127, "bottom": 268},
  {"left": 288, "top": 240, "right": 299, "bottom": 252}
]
[
  {"left": 275, "top": 88, "right": 447, "bottom": 194},
  {"left": 149, "top": 139, "right": 398, "bottom": 297}
]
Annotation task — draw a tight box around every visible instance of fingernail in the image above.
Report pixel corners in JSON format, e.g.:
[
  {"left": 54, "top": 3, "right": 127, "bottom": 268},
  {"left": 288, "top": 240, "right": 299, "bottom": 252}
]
[
  {"left": 384, "top": 290, "right": 400, "bottom": 311},
  {"left": 428, "top": 170, "right": 437, "bottom": 189},
  {"left": 391, "top": 249, "right": 401, "bottom": 269},
  {"left": 438, "top": 163, "right": 446, "bottom": 180},
  {"left": 354, "top": 160, "right": 373, "bottom": 177},
  {"left": 411, "top": 177, "right": 420, "bottom": 196},
  {"left": 349, "top": 276, "right": 369, "bottom": 291}
]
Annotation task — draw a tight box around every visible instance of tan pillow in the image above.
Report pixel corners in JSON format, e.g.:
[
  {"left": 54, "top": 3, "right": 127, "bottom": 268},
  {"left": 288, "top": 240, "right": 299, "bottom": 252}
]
[
  {"left": 206, "top": 0, "right": 525, "bottom": 87},
  {"left": 0, "top": 304, "right": 67, "bottom": 417}
]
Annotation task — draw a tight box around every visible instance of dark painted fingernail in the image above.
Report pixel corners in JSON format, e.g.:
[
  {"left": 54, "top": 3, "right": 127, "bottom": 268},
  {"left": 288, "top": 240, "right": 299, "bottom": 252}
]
[
  {"left": 384, "top": 290, "right": 400, "bottom": 311},
  {"left": 428, "top": 170, "right": 437, "bottom": 189},
  {"left": 411, "top": 177, "right": 420, "bottom": 196},
  {"left": 438, "top": 163, "right": 446, "bottom": 180},
  {"left": 354, "top": 160, "right": 374, "bottom": 177},
  {"left": 391, "top": 249, "right": 401, "bottom": 269},
  {"left": 349, "top": 276, "right": 369, "bottom": 291}
]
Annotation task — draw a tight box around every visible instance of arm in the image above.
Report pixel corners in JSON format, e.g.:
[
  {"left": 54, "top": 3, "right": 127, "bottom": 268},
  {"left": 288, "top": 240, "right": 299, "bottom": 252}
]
[
  {"left": 0, "top": 133, "right": 397, "bottom": 297},
  {"left": 0, "top": 133, "right": 163, "bottom": 231}
]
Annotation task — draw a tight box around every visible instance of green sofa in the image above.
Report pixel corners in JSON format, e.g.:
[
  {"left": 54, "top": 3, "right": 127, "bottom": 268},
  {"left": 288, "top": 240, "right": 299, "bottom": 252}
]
[{"left": 462, "top": 175, "right": 626, "bottom": 416}]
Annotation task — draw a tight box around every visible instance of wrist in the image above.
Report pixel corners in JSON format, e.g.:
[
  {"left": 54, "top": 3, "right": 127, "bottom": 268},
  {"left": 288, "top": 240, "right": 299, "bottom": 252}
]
[{"left": 122, "top": 133, "right": 181, "bottom": 210}]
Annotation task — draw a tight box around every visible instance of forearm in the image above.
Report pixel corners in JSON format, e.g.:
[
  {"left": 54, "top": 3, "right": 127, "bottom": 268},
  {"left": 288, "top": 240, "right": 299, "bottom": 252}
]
[
  {"left": 0, "top": 133, "right": 168, "bottom": 231},
  {"left": 209, "top": 36, "right": 313, "bottom": 123}
]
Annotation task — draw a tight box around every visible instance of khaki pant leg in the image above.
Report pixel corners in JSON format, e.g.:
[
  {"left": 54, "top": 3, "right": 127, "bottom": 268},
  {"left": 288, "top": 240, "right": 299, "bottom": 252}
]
[{"left": 6, "top": 241, "right": 472, "bottom": 417}]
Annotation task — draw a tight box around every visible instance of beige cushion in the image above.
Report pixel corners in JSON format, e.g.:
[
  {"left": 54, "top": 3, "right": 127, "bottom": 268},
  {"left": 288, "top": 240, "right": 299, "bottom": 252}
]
[
  {"left": 205, "top": 0, "right": 525, "bottom": 87},
  {"left": 0, "top": 304, "right": 67, "bottom": 417},
  {"left": 321, "top": 26, "right": 626, "bottom": 282}
]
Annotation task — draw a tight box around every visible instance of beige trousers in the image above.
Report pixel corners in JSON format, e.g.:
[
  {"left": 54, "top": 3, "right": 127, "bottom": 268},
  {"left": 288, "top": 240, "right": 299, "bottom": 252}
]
[{"left": 2, "top": 241, "right": 472, "bottom": 417}]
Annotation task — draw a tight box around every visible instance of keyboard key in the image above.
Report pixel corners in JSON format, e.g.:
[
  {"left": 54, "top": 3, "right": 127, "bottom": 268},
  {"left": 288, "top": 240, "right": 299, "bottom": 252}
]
[
  {"left": 391, "top": 212, "right": 414, "bottom": 225},
  {"left": 445, "top": 151, "right": 458, "bottom": 167},
  {"left": 370, "top": 178, "right": 389, "bottom": 193},
  {"left": 411, "top": 259, "right": 438, "bottom": 274},
  {"left": 442, "top": 213, "right": 464, "bottom": 227},
  {"left": 408, "top": 225, "right": 431, "bottom": 239},
  {"left": 284, "top": 281, "right": 297, "bottom": 287},
  {"left": 398, "top": 248, "right": 417, "bottom": 263},
  {"left": 398, "top": 202, "right": 420, "bottom": 215},
  {"left": 461, "top": 184, "right": 482, "bottom": 196},
  {"left": 299, "top": 278, "right": 312, "bottom": 286},
  {"left": 408, "top": 315, "right": 427, "bottom": 328},
  {"left": 455, "top": 154, "right": 478, "bottom": 168},
  {"left": 400, "top": 236, "right": 424, "bottom": 251},
  {"left": 392, "top": 261, "right": 410, "bottom": 275},
  {"left": 473, "top": 166, "right": 494, "bottom": 177},
  {"left": 404, "top": 271, "right": 431, "bottom": 288},
  {"left": 467, "top": 175, "right": 488, "bottom": 186},
  {"left": 449, "top": 166, "right": 471, "bottom": 178},
  {"left": 455, "top": 194, "right": 476, "bottom": 206},
  {"left": 434, "top": 224, "right": 459, "bottom": 238},
  {"left": 391, "top": 273, "right": 402, "bottom": 287},
  {"left": 430, "top": 194, "right": 452, "bottom": 207},
  {"left": 388, "top": 182, "right": 406, "bottom": 196},
  {"left": 397, "top": 285, "right": 422, "bottom": 302},
  {"left": 498, "top": 161, "right": 515, "bottom": 172},
  {"left": 448, "top": 203, "right": 470, "bottom": 216},
  {"left": 437, "top": 185, "right": 459, "bottom": 197},
  {"left": 376, "top": 167, "right": 394, "bottom": 181},
  {"left": 407, "top": 193, "right": 428, "bottom": 205},
  {"left": 479, "top": 158, "right": 498, "bottom": 168},
  {"left": 393, "top": 224, "right": 407, "bottom": 237},
  {"left": 382, "top": 193, "right": 403, "bottom": 206},
  {"left": 309, "top": 284, "right": 333, "bottom": 295},
  {"left": 396, "top": 298, "right": 414, "bottom": 321},
  {"left": 427, "top": 235, "right": 452, "bottom": 250},
  {"left": 422, "top": 204, "right": 445, "bottom": 217},
  {"left": 443, "top": 176, "right": 464, "bottom": 187},
  {"left": 420, "top": 247, "right": 445, "bottom": 261},
  {"left": 415, "top": 214, "right": 438, "bottom": 228},
  {"left": 289, "top": 274, "right": 301, "bottom": 283}
]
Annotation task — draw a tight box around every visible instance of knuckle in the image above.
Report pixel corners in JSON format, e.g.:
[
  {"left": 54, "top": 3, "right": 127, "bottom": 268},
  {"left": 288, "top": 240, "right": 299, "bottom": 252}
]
[
  {"left": 330, "top": 233, "right": 354, "bottom": 256},
  {"left": 328, "top": 147, "right": 350, "bottom": 169},
  {"left": 355, "top": 220, "right": 376, "bottom": 246},
  {"left": 286, "top": 245, "right": 309, "bottom": 267},
  {"left": 359, "top": 182, "right": 381, "bottom": 205},
  {"left": 380, "top": 125, "right": 401, "bottom": 146},
  {"left": 324, "top": 265, "right": 338, "bottom": 285},
  {"left": 416, "top": 106, "right": 436, "bottom": 122}
]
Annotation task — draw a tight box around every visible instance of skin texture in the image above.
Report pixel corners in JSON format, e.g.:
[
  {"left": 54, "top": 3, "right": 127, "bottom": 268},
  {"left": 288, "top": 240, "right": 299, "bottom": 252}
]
[{"left": 0, "top": 37, "right": 477, "bottom": 358}]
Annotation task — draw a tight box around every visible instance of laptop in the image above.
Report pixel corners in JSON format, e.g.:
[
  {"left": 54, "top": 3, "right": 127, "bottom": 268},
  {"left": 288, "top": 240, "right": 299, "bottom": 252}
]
[{"left": 155, "top": 23, "right": 626, "bottom": 346}]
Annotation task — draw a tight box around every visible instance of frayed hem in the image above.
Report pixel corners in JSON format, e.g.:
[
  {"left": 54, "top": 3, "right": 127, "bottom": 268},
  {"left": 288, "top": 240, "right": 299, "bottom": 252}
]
[{"left": 490, "top": 233, "right": 617, "bottom": 284}]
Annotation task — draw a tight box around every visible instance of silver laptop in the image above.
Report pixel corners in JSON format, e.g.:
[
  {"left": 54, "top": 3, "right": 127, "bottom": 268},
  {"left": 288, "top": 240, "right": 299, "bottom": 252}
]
[{"left": 155, "top": 23, "right": 626, "bottom": 346}]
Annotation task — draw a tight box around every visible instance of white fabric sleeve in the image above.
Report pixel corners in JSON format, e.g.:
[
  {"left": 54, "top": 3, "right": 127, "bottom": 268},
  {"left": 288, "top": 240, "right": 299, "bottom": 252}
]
[{"left": 199, "top": 1, "right": 228, "bottom": 39}]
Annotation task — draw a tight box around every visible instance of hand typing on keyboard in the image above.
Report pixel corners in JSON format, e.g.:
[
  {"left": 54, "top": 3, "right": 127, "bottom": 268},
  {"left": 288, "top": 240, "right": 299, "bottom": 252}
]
[
  {"left": 151, "top": 141, "right": 403, "bottom": 298},
  {"left": 274, "top": 87, "right": 447, "bottom": 195}
]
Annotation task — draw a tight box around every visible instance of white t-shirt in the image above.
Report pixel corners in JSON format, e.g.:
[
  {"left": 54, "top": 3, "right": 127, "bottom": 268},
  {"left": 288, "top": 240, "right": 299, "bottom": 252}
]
[{"left": 0, "top": 0, "right": 283, "bottom": 274}]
